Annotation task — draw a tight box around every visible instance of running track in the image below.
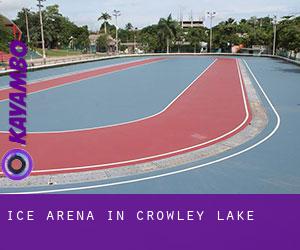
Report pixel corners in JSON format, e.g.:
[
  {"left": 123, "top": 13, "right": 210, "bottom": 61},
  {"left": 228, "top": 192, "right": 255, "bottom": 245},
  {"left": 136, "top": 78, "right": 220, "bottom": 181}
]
[{"left": 0, "top": 57, "right": 250, "bottom": 175}]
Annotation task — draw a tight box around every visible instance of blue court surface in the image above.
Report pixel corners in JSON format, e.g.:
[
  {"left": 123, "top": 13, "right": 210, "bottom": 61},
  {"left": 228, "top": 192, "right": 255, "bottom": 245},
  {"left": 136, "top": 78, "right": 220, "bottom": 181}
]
[{"left": 0, "top": 56, "right": 299, "bottom": 194}]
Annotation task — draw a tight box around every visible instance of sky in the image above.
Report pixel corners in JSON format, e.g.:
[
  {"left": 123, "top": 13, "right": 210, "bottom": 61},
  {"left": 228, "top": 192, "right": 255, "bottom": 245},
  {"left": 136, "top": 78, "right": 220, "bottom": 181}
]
[{"left": 0, "top": 0, "right": 299, "bottom": 31}]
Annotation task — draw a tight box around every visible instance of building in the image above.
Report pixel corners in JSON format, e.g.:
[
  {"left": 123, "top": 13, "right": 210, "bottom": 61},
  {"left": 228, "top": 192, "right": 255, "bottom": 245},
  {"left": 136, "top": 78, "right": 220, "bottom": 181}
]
[
  {"left": 0, "top": 14, "right": 22, "bottom": 68},
  {"left": 181, "top": 20, "right": 204, "bottom": 29},
  {"left": 89, "top": 33, "right": 117, "bottom": 53},
  {"left": 0, "top": 14, "right": 22, "bottom": 40},
  {"left": 120, "top": 42, "right": 143, "bottom": 54},
  {"left": 240, "top": 45, "right": 269, "bottom": 55}
]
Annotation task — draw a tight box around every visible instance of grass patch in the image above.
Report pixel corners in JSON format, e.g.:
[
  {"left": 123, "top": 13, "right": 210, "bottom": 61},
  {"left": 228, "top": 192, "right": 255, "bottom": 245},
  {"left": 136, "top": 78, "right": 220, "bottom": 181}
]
[{"left": 37, "top": 49, "right": 82, "bottom": 57}]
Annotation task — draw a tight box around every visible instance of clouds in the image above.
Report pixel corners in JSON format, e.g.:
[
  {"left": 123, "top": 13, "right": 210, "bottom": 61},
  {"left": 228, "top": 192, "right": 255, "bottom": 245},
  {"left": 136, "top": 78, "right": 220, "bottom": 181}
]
[
  {"left": 0, "top": 0, "right": 32, "bottom": 12},
  {"left": 0, "top": 0, "right": 299, "bottom": 30},
  {"left": 0, "top": 0, "right": 31, "bottom": 17}
]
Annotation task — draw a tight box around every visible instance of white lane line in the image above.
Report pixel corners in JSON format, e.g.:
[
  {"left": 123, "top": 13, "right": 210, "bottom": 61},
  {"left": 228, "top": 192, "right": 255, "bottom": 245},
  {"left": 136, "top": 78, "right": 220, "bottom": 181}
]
[
  {"left": 28, "top": 58, "right": 250, "bottom": 174},
  {"left": 0, "top": 59, "right": 274, "bottom": 195}
]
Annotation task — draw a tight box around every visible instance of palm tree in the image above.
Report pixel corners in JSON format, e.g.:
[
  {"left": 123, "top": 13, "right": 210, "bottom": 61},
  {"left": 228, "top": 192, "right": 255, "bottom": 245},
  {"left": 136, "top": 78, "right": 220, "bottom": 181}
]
[
  {"left": 98, "top": 12, "right": 111, "bottom": 34},
  {"left": 158, "top": 14, "right": 178, "bottom": 53},
  {"left": 125, "top": 23, "right": 133, "bottom": 31}
]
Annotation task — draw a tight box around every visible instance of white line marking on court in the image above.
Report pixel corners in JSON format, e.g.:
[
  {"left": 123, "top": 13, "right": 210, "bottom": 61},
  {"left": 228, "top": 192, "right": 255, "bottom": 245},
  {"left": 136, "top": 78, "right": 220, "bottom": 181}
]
[
  {"left": 27, "top": 58, "right": 250, "bottom": 174},
  {"left": 1, "top": 58, "right": 278, "bottom": 194}
]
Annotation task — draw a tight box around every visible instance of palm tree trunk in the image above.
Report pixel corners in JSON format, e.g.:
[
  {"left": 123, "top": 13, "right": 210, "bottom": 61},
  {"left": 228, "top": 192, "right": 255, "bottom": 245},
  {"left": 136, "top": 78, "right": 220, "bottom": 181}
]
[
  {"left": 104, "top": 22, "right": 107, "bottom": 34},
  {"left": 167, "top": 38, "right": 169, "bottom": 54}
]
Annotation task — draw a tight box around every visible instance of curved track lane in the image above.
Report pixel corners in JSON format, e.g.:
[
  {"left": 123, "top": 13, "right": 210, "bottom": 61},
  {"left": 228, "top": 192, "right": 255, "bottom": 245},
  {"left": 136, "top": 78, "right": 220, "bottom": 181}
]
[{"left": 0, "top": 58, "right": 251, "bottom": 175}]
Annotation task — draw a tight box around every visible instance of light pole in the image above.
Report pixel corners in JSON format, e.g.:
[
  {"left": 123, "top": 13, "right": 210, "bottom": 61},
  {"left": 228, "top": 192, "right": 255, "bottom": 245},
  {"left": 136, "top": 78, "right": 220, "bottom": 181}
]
[
  {"left": 37, "top": 0, "right": 46, "bottom": 64},
  {"left": 134, "top": 27, "right": 138, "bottom": 53},
  {"left": 113, "top": 9, "right": 121, "bottom": 54},
  {"left": 24, "top": 8, "right": 31, "bottom": 44},
  {"left": 253, "top": 17, "right": 257, "bottom": 42},
  {"left": 207, "top": 11, "right": 216, "bottom": 52},
  {"left": 272, "top": 15, "right": 277, "bottom": 56}
]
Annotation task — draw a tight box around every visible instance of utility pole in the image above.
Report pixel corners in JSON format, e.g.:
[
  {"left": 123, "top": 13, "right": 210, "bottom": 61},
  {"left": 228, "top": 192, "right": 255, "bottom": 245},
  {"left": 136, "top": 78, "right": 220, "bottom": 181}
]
[
  {"left": 134, "top": 27, "right": 138, "bottom": 54},
  {"left": 37, "top": 0, "right": 46, "bottom": 64},
  {"left": 24, "top": 8, "right": 31, "bottom": 44},
  {"left": 179, "top": 7, "right": 183, "bottom": 27},
  {"left": 253, "top": 17, "right": 257, "bottom": 42},
  {"left": 207, "top": 11, "right": 216, "bottom": 52},
  {"left": 113, "top": 10, "right": 121, "bottom": 54},
  {"left": 272, "top": 15, "right": 277, "bottom": 56}
]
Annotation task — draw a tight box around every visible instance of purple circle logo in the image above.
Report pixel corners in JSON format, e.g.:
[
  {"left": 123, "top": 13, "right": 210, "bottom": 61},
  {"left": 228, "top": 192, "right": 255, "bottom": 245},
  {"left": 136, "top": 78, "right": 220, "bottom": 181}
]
[{"left": 1, "top": 149, "right": 33, "bottom": 180}]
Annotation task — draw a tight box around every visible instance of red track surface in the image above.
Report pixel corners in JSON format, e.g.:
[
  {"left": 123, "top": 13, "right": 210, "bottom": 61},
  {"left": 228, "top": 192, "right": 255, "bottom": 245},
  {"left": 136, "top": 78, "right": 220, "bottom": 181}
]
[
  {"left": 0, "top": 58, "right": 251, "bottom": 175},
  {"left": 0, "top": 57, "right": 164, "bottom": 101}
]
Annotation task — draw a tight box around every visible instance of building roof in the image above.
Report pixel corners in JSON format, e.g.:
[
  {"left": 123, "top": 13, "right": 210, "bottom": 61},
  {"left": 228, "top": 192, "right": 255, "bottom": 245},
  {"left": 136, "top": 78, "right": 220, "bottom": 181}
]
[
  {"left": 0, "top": 14, "right": 22, "bottom": 40},
  {"left": 89, "top": 34, "right": 116, "bottom": 46},
  {"left": 181, "top": 20, "right": 204, "bottom": 28}
]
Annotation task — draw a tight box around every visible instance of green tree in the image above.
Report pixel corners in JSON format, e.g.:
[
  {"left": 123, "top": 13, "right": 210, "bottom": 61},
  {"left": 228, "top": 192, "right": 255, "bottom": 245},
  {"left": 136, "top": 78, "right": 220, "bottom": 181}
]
[
  {"left": 157, "top": 14, "right": 178, "bottom": 53},
  {"left": 125, "top": 23, "right": 133, "bottom": 31},
  {"left": 212, "top": 16, "right": 274, "bottom": 51},
  {"left": 0, "top": 18, "right": 13, "bottom": 52},
  {"left": 277, "top": 16, "right": 300, "bottom": 53},
  {"left": 73, "top": 25, "right": 90, "bottom": 51},
  {"left": 213, "top": 18, "right": 242, "bottom": 52},
  {"left": 98, "top": 12, "right": 111, "bottom": 34},
  {"left": 14, "top": 8, "right": 37, "bottom": 46},
  {"left": 139, "top": 25, "right": 160, "bottom": 52},
  {"left": 43, "top": 5, "right": 63, "bottom": 48},
  {"left": 14, "top": 5, "right": 90, "bottom": 51},
  {"left": 96, "top": 34, "right": 109, "bottom": 52},
  {"left": 118, "top": 28, "right": 133, "bottom": 43},
  {"left": 58, "top": 17, "right": 78, "bottom": 48},
  {"left": 11, "top": 9, "right": 300, "bottom": 56},
  {"left": 186, "top": 27, "right": 207, "bottom": 53},
  {"left": 118, "top": 23, "right": 135, "bottom": 45}
]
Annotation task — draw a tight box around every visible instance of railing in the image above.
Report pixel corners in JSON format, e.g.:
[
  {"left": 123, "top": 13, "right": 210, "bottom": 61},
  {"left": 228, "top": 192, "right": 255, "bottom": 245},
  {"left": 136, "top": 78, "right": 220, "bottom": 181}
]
[
  {"left": 27, "top": 54, "right": 103, "bottom": 67},
  {"left": 277, "top": 50, "right": 300, "bottom": 62},
  {"left": 1, "top": 52, "right": 299, "bottom": 76}
]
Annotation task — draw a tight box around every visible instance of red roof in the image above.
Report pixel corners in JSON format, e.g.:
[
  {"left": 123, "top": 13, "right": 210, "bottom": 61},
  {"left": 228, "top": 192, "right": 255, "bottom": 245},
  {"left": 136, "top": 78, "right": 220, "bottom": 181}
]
[{"left": 0, "top": 14, "right": 22, "bottom": 40}]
